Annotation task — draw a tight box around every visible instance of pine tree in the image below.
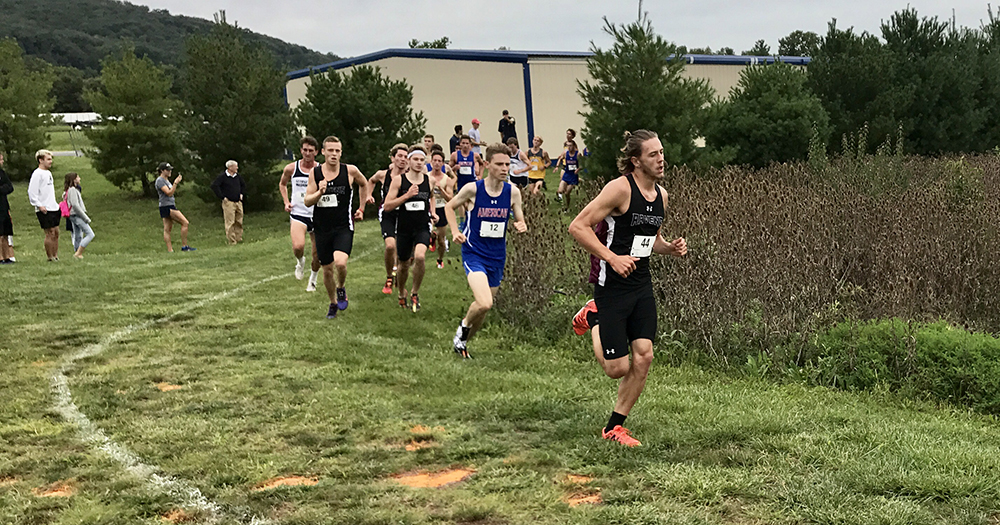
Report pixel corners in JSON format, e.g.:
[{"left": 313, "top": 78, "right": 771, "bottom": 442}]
[
  {"left": 577, "top": 15, "right": 718, "bottom": 180},
  {"left": 182, "top": 16, "right": 294, "bottom": 211},
  {"left": 0, "top": 38, "right": 54, "bottom": 181},
  {"left": 85, "top": 46, "right": 185, "bottom": 197},
  {"left": 295, "top": 65, "right": 426, "bottom": 178}
]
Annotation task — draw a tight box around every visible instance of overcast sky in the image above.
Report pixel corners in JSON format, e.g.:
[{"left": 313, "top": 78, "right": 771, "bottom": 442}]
[{"left": 133, "top": 0, "right": 995, "bottom": 60}]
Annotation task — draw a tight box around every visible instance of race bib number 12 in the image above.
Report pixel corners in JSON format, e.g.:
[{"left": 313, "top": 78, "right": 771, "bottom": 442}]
[
  {"left": 480, "top": 221, "right": 506, "bottom": 238},
  {"left": 630, "top": 235, "right": 654, "bottom": 257}
]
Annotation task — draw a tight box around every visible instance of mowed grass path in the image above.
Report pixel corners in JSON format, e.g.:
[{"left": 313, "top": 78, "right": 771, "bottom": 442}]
[{"left": 3, "top": 158, "right": 1000, "bottom": 524}]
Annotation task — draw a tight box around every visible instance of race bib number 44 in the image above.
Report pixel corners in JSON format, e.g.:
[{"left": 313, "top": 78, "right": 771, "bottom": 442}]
[
  {"left": 630, "top": 235, "right": 654, "bottom": 257},
  {"left": 480, "top": 221, "right": 506, "bottom": 238},
  {"left": 317, "top": 194, "right": 338, "bottom": 208},
  {"left": 404, "top": 200, "right": 426, "bottom": 212}
]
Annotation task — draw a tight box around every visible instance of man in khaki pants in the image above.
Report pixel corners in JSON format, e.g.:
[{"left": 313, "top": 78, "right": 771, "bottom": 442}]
[{"left": 210, "top": 160, "right": 246, "bottom": 244}]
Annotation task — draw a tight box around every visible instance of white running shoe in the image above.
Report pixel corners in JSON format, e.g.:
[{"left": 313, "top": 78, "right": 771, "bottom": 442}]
[
  {"left": 294, "top": 259, "right": 305, "bottom": 280},
  {"left": 306, "top": 281, "right": 317, "bottom": 292},
  {"left": 445, "top": 239, "right": 450, "bottom": 252}
]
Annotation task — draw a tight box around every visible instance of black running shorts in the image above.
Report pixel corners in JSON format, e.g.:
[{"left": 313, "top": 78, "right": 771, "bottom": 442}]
[
  {"left": 36, "top": 210, "right": 61, "bottom": 230},
  {"left": 315, "top": 227, "right": 353, "bottom": 265},
  {"left": 434, "top": 207, "right": 448, "bottom": 228},
  {"left": 396, "top": 227, "right": 431, "bottom": 261},
  {"left": 379, "top": 208, "right": 397, "bottom": 239},
  {"left": 593, "top": 284, "right": 657, "bottom": 360}
]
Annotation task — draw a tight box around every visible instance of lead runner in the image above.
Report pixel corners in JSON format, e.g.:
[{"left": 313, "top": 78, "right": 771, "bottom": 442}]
[
  {"left": 445, "top": 142, "right": 527, "bottom": 358},
  {"left": 568, "top": 130, "right": 687, "bottom": 447}
]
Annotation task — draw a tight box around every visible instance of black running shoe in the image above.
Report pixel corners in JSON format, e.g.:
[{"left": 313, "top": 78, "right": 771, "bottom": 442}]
[{"left": 326, "top": 303, "right": 338, "bottom": 319}]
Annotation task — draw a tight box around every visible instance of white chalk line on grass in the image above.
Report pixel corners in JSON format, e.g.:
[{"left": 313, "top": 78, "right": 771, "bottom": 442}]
[
  {"left": 51, "top": 248, "right": 378, "bottom": 524},
  {"left": 52, "top": 273, "right": 289, "bottom": 525}
]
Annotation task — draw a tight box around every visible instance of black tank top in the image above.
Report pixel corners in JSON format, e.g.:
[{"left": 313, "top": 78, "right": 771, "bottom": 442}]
[
  {"left": 312, "top": 163, "right": 353, "bottom": 233},
  {"left": 380, "top": 165, "right": 399, "bottom": 219},
  {"left": 597, "top": 174, "right": 663, "bottom": 289},
  {"left": 396, "top": 172, "right": 431, "bottom": 233}
]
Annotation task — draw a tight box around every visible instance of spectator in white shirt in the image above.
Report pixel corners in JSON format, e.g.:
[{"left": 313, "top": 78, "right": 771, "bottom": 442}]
[
  {"left": 27, "top": 149, "right": 60, "bottom": 261},
  {"left": 469, "top": 119, "right": 484, "bottom": 156}
]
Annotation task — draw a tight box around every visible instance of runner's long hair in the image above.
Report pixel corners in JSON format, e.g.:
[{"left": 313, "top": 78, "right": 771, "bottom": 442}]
[{"left": 617, "top": 130, "right": 658, "bottom": 174}]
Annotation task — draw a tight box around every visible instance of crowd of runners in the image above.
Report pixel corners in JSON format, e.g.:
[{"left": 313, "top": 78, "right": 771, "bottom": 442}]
[
  {"left": 10, "top": 128, "right": 686, "bottom": 448},
  {"left": 267, "top": 129, "right": 686, "bottom": 447}
]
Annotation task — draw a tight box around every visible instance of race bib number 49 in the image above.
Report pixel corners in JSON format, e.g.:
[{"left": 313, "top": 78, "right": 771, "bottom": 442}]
[
  {"left": 404, "top": 200, "right": 426, "bottom": 212},
  {"left": 317, "top": 194, "right": 338, "bottom": 208},
  {"left": 480, "top": 221, "right": 506, "bottom": 238},
  {"left": 630, "top": 235, "right": 654, "bottom": 257}
]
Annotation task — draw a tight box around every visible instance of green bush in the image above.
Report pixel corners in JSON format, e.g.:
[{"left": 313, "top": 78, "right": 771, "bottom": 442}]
[{"left": 803, "top": 319, "right": 1000, "bottom": 414}]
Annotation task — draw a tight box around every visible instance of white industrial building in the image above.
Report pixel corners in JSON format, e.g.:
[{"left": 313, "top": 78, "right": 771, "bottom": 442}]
[{"left": 285, "top": 49, "right": 810, "bottom": 151}]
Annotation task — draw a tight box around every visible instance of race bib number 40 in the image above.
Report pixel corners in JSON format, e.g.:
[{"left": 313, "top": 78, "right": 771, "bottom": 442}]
[
  {"left": 317, "top": 194, "right": 338, "bottom": 208},
  {"left": 404, "top": 200, "right": 426, "bottom": 212},
  {"left": 480, "top": 221, "right": 506, "bottom": 238},
  {"left": 630, "top": 235, "right": 654, "bottom": 257}
]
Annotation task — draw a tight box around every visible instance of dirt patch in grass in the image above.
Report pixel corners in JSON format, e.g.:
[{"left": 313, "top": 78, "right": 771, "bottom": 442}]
[
  {"left": 31, "top": 360, "right": 50, "bottom": 367},
  {"left": 33, "top": 481, "right": 75, "bottom": 498},
  {"left": 404, "top": 438, "right": 439, "bottom": 451},
  {"left": 410, "top": 425, "right": 446, "bottom": 433},
  {"left": 161, "top": 509, "right": 193, "bottom": 523},
  {"left": 155, "top": 382, "right": 183, "bottom": 392},
  {"left": 564, "top": 491, "right": 601, "bottom": 507},
  {"left": 563, "top": 474, "right": 594, "bottom": 484},
  {"left": 392, "top": 468, "right": 475, "bottom": 488},
  {"left": 252, "top": 476, "right": 318, "bottom": 492},
  {"left": 0, "top": 477, "right": 18, "bottom": 487}
]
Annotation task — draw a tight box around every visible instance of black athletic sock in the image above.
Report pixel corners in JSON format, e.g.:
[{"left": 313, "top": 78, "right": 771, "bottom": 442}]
[
  {"left": 460, "top": 321, "right": 470, "bottom": 341},
  {"left": 586, "top": 310, "right": 599, "bottom": 328},
  {"left": 605, "top": 412, "right": 627, "bottom": 433}
]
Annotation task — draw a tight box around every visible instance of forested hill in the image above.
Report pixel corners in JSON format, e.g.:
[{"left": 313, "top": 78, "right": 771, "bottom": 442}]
[{"left": 0, "top": 0, "right": 338, "bottom": 73}]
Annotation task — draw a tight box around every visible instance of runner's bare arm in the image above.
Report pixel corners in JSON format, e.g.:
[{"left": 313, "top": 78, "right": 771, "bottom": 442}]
[
  {"left": 350, "top": 166, "right": 369, "bottom": 219},
  {"left": 475, "top": 154, "right": 485, "bottom": 178},
  {"left": 510, "top": 186, "right": 527, "bottom": 233},
  {"left": 569, "top": 178, "right": 637, "bottom": 277},
  {"left": 279, "top": 163, "right": 295, "bottom": 212},
  {"left": 366, "top": 169, "right": 385, "bottom": 204},
  {"left": 445, "top": 182, "right": 477, "bottom": 243},
  {"left": 652, "top": 187, "right": 686, "bottom": 257},
  {"left": 303, "top": 172, "right": 324, "bottom": 207},
  {"left": 382, "top": 175, "right": 414, "bottom": 212},
  {"left": 449, "top": 152, "right": 458, "bottom": 170},
  {"left": 515, "top": 151, "right": 532, "bottom": 175}
]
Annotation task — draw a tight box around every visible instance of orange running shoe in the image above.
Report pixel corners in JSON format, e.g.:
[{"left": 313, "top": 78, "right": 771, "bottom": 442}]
[
  {"left": 382, "top": 277, "right": 393, "bottom": 294},
  {"left": 572, "top": 299, "right": 598, "bottom": 335},
  {"left": 601, "top": 425, "right": 641, "bottom": 447}
]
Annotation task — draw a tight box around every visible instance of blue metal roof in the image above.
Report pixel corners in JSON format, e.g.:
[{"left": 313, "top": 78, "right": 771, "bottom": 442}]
[{"left": 286, "top": 48, "right": 811, "bottom": 79}]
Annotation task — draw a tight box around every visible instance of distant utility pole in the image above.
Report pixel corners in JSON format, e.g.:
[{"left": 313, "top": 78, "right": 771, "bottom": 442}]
[{"left": 638, "top": 0, "right": 643, "bottom": 21}]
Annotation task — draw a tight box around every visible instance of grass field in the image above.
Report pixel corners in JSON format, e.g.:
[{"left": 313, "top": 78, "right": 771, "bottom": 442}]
[
  {"left": 45, "top": 126, "right": 93, "bottom": 154},
  {"left": 3, "top": 157, "right": 1000, "bottom": 524}
]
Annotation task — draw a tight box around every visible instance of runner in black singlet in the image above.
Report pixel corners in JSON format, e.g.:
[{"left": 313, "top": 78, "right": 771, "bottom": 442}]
[
  {"left": 568, "top": 130, "right": 687, "bottom": 447},
  {"left": 304, "top": 136, "right": 371, "bottom": 319}
]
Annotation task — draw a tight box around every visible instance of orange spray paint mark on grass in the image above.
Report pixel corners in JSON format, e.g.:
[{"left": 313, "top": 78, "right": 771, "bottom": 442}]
[
  {"left": 0, "top": 477, "right": 18, "bottom": 487},
  {"left": 252, "top": 476, "right": 318, "bottom": 492},
  {"left": 564, "top": 491, "right": 602, "bottom": 506},
  {"left": 564, "top": 474, "right": 594, "bottom": 484},
  {"left": 392, "top": 468, "right": 475, "bottom": 488},
  {"left": 33, "top": 481, "right": 75, "bottom": 498},
  {"left": 155, "top": 382, "right": 182, "bottom": 392},
  {"left": 161, "top": 509, "right": 193, "bottom": 523}
]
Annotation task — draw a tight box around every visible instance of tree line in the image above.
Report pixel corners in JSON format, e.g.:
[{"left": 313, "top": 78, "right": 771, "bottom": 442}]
[
  {"left": 0, "top": 15, "right": 424, "bottom": 213},
  {"left": 581, "top": 7, "right": 1000, "bottom": 179},
  {"left": 0, "top": 0, "right": 339, "bottom": 112}
]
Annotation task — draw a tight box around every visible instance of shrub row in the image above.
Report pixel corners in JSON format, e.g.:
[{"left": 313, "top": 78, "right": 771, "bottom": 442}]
[{"left": 499, "top": 153, "right": 1000, "bottom": 413}]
